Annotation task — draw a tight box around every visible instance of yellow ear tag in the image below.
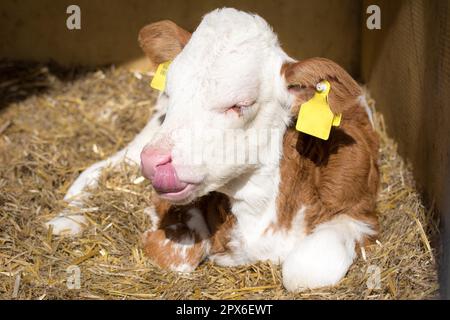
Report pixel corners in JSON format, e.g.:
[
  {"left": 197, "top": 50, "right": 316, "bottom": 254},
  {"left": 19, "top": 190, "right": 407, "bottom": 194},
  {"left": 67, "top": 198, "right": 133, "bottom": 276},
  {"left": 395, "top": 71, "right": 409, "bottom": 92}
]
[
  {"left": 150, "top": 61, "right": 172, "bottom": 91},
  {"left": 295, "top": 80, "right": 342, "bottom": 140}
]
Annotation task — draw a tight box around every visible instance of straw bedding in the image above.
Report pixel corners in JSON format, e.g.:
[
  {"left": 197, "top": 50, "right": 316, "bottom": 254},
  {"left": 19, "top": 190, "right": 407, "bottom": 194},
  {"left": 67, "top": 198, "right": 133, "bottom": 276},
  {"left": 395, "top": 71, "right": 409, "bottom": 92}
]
[{"left": 0, "top": 61, "right": 439, "bottom": 299}]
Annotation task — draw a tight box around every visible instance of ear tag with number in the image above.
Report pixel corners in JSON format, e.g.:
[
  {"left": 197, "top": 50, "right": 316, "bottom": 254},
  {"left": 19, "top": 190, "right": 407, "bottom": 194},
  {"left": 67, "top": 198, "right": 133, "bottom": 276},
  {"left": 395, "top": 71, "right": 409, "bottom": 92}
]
[
  {"left": 150, "top": 61, "right": 172, "bottom": 91},
  {"left": 295, "top": 80, "right": 342, "bottom": 140}
]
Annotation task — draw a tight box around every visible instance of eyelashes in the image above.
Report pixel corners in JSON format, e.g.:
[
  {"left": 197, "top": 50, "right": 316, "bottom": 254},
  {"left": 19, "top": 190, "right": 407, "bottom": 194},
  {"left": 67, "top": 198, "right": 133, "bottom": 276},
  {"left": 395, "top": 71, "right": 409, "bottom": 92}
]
[
  {"left": 227, "top": 104, "right": 248, "bottom": 116},
  {"left": 226, "top": 101, "right": 256, "bottom": 117}
]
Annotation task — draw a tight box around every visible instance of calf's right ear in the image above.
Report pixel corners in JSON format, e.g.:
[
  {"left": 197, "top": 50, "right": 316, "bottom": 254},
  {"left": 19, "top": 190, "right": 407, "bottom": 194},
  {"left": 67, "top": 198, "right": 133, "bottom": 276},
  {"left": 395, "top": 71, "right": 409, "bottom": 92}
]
[{"left": 138, "top": 20, "right": 191, "bottom": 70}]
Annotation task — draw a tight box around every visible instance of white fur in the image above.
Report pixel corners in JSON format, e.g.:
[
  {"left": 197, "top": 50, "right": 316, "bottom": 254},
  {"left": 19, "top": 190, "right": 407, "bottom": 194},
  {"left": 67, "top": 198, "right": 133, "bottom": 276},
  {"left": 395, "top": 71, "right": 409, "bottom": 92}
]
[
  {"left": 144, "top": 206, "right": 160, "bottom": 232},
  {"left": 45, "top": 214, "right": 87, "bottom": 236},
  {"left": 282, "top": 215, "right": 376, "bottom": 291},
  {"left": 210, "top": 165, "right": 307, "bottom": 266},
  {"left": 150, "top": 8, "right": 292, "bottom": 204},
  {"left": 170, "top": 263, "right": 196, "bottom": 273}
]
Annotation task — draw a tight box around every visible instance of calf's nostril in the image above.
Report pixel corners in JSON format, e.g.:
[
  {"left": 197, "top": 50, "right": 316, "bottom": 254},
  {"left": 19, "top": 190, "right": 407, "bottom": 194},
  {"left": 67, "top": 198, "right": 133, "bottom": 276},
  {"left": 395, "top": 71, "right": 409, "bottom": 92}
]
[
  {"left": 155, "top": 155, "right": 172, "bottom": 167},
  {"left": 140, "top": 148, "right": 172, "bottom": 180}
]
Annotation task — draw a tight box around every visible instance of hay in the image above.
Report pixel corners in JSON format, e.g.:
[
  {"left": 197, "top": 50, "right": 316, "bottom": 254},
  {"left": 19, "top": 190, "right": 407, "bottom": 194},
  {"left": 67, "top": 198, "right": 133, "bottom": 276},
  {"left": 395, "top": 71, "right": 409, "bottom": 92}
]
[{"left": 0, "top": 60, "right": 439, "bottom": 300}]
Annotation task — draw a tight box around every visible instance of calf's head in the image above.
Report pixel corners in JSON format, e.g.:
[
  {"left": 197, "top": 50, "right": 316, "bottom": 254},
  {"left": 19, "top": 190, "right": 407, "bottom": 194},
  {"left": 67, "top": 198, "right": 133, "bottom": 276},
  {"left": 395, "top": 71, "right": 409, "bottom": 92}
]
[{"left": 139, "top": 8, "right": 361, "bottom": 204}]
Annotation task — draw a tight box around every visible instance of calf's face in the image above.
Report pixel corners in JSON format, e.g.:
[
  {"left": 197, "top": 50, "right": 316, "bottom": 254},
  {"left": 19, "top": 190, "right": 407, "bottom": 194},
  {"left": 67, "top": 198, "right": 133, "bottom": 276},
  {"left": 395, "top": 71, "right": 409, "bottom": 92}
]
[{"left": 140, "top": 10, "right": 297, "bottom": 204}]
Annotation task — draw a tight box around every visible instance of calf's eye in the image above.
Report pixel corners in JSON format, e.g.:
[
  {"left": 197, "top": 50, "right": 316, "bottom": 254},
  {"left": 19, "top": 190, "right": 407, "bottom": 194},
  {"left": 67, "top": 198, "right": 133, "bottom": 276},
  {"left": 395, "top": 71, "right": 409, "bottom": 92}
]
[{"left": 226, "top": 101, "right": 255, "bottom": 116}]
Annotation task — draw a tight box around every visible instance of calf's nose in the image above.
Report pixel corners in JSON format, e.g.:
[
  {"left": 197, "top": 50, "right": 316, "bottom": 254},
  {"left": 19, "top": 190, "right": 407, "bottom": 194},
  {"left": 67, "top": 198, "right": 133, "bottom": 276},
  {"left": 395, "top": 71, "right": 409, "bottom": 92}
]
[
  {"left": 140, "top": 147, "right": 187, "bottom": 193},
  {"left": 140, "top": 147, "right": 171, "bottom": 178}
]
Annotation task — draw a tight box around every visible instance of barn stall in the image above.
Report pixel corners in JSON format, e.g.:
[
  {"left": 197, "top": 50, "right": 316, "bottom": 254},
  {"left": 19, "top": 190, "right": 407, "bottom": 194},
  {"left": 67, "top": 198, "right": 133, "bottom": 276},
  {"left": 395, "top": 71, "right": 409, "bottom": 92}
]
[{"left": 0, "top": 0, "right": 448, "bottom": 299}]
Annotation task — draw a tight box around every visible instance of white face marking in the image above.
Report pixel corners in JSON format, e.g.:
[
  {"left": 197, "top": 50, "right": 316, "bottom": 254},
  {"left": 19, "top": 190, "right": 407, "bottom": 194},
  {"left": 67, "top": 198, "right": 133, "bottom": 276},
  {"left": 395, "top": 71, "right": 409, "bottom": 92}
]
[{"left": 146, "top": 8, "right": 292, "bottom": 203}]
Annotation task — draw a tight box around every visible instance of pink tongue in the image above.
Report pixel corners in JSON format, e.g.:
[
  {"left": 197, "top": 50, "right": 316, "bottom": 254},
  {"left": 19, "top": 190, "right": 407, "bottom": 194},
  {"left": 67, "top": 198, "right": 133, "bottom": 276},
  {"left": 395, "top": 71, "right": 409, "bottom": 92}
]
[{"left": 152, "top": 163, "right": 187, "bottom": 193}]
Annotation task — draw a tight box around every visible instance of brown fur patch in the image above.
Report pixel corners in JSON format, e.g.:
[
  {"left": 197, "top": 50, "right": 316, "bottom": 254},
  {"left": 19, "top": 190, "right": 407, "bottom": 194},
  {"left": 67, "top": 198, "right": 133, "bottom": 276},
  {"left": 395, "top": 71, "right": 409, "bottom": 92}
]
[
  {"left": 138, "top": 20, "right": 191, "bottom": 70},
  {"left": 283, "top": 57, "right": 362, "bottom": 115},
  {"left": 278, "top": 58, "right": 379, "bottom": 238},
  {"left": 142, "top": 192, "right": 235, "bottom": 269}
]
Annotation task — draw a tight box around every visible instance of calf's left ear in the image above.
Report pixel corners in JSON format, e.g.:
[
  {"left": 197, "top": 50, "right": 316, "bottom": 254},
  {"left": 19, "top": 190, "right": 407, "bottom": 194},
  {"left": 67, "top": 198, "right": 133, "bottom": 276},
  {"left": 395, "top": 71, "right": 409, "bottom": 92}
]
[
  {"left": 281, "top": 57, "right": 362, "bottom": 115},
  {"left": 138, "top": 20, "right": 192, "bottom": 71}
]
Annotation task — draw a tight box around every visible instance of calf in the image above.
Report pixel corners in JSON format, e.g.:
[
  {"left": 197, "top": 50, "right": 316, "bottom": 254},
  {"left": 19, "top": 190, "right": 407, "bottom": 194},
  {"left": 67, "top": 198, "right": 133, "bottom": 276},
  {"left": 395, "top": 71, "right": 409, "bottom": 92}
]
[{"left": 47, "top": 8, "right": 379, "bottom": 291}]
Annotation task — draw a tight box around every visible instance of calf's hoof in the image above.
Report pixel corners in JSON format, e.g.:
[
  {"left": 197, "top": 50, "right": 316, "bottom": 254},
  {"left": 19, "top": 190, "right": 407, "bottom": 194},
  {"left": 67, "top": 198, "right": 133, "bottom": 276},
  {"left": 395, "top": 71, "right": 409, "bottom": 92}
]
[{"left": 45, "top": 214, "right": 87, "bottom": 236}]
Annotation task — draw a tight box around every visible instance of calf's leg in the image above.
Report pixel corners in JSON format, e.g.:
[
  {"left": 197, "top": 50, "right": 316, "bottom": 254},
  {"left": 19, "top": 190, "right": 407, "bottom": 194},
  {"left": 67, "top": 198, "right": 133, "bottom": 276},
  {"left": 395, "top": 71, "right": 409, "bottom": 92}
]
[
  {"left": 142, "top": 205, "right": 211, "bottom": 272},
  {"left": 282, "top": 215, "right": 374, "bottom": 291}
]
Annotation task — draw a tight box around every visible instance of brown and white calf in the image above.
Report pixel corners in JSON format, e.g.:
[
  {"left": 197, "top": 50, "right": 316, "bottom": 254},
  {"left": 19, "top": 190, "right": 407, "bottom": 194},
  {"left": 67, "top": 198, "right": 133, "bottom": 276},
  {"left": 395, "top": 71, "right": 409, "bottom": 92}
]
[{"left": 47, "top": 8, "right": 379, "bottom": 291}]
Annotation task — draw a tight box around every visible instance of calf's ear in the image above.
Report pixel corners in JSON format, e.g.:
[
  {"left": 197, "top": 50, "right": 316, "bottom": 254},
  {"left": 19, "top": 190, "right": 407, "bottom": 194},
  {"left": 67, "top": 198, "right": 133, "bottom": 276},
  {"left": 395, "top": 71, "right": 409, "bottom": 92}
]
[
  {"left": 281, "top": 57, "right": 362, "bottom": 115},
  {"left": 138, "top": 20, "right": 191, "bottom": 70}
]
